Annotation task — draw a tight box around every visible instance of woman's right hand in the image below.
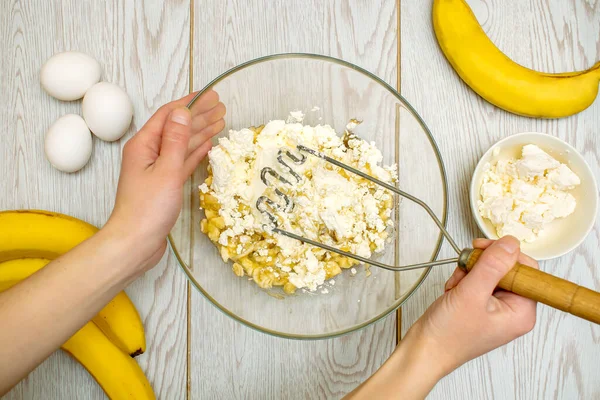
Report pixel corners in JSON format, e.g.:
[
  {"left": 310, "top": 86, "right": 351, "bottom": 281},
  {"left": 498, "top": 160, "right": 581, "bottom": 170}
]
[
  {"left": 346, "top": 236, "right": 537, "bottom": 399},
  {"left": 415, "top": 236, "right": 538, "bottom": 376}
]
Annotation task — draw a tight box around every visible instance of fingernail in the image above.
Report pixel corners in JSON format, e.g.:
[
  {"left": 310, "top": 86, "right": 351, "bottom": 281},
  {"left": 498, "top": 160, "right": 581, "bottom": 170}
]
[
  {"left": 171, "top": 108, "right": 191, "bottom": 126},
  {"left": 498, "top": 236, "right": 519, "bottom": 254}
]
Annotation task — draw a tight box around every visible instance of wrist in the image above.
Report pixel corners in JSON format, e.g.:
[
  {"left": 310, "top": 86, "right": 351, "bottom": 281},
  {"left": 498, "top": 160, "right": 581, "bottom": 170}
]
[
  {"left": 104, "top": 213, "right": 148, "bottom": 245},
  {"left": 346, "top": 321, "right": 448, "bottom": 400},
  {"left": 94, "top": 222, "right": 154, "bottom": 283},
  {"left": 398, "top": 320, "right": 456, "bottom": 382}
]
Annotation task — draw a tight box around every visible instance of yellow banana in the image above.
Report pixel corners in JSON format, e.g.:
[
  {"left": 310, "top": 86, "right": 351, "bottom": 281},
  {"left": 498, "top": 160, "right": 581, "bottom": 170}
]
[
  {"left": 0, "top": 210, "right": 98, "bottom": 260},
  {"left": 0, "top": 258, "right": 49, "bottom": 292},
  {"left": 0, "top": 259, "right": 155, "bottom": 399},
  {"left": 93, "top": 292, "right": 146, "bottom": 357},
  {"left": 0, "top": 210, "right": 146, "bottom": 356},
  {"left": 432, "top": 0, "right": 600, "bottom": 118},
  {"left": 62, "top": 322, "right": 155, "bottom": 400}
]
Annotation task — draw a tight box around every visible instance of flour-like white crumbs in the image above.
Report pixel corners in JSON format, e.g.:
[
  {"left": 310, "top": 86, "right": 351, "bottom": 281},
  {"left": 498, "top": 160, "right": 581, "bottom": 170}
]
[
  {"left": 199, "top": 114, "right": 397, "bottom": 293},
  {"left": 478, "top": 144, "right": 580, "bottom": 242}
]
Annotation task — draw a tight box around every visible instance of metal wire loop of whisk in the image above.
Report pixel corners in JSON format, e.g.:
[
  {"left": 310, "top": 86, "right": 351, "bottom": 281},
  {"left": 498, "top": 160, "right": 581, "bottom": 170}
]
[{"left": 256, "top": 144, "right": 463, "bottom": 272}]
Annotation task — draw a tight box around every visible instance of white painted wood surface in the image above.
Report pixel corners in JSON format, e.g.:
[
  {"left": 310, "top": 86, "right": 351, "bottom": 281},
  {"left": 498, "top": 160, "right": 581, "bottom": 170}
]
[
  {"left": 1, "top": 0, "right": 190, "bottom": 398},
  {"left": 401, "top": 1, "right": 600, "bottom": 399},
  {"left": 1, "top": 0, "right": 599, "bottom": 399}
]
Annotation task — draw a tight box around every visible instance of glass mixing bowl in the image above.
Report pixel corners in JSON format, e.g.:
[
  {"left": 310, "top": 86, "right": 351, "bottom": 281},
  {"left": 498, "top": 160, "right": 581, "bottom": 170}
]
[{"left": 169, "top": 54, "right": 448, "bottom": 339}]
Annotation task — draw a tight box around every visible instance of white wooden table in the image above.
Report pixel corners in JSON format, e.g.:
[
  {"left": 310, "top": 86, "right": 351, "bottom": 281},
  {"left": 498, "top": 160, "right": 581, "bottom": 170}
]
[{"left": 1, "top": 1, "right": 599, "bottom": 398}]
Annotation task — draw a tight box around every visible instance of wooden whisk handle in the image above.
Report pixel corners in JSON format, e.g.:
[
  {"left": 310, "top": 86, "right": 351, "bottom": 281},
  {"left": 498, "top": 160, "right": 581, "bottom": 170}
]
[{"left": 458, "top": 248, "right": 600, "bottom": 325}]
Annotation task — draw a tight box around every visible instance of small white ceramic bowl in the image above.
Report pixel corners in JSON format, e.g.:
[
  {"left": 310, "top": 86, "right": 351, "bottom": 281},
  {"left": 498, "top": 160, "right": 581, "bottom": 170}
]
[{"left": 470, "top": 132, "right": 598, "bottom": 260}]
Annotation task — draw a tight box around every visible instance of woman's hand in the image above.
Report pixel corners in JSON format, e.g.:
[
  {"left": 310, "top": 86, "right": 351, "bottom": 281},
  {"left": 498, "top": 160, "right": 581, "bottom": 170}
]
[
  {"left": 0, "top": 92, "right": 226, "bottom": 394},
  {"left": 347, "top": 236, "right": 537, "bottom": 399},
  {"left": 417, "top": 236, "right": 537, "bottom": 374},
  {"left": 105, "top": 91, "right": 225, "bottom": 273}
]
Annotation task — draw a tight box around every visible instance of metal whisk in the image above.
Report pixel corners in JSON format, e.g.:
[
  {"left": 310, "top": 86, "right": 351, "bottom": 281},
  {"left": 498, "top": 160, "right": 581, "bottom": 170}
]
[{"left": 255, "top": 144, "right": 600, "bottom": 325}]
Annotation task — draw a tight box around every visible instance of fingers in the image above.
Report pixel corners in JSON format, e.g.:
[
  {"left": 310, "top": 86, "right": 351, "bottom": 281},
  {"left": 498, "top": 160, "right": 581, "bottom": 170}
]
[
  {"left": 141, "top": 92, "right": 199, "bottom": 133},
  {"left": 188, "top": 119, "right": 225, "bottom": 155},
  {"left": 132, "top": 90, "right": 224, "bottom": 164},
  {"left": 445, "top": 237, "right": 494, "bottom": 292},
  {"left": 190, "top": 90, "right": 220, "bottom": 115},
  {"left": 518, "top": 252, "right": 539, "bottom": 269},
  {"left": 473, "top": 238, "right": 493, "bottom": 249},
  {"left": 444, "top": 267, "right": 467, "bottom": 292},
  {"left": 192, "top": 102, "right": 226, "bottom": 133},
  {"left": 474, "top": 237, "right": 539, "bottom": 269},
  {"left": 130, "top": 92, "right": 199, "bottom": 161},
  {"left": 137, "top": 90, "right": 221, "bottom": 138},
  {"left": 461, "top": 236, "right": 520, "bottom": 298},
  {"left": 184, "top": 140, "right": 213, "bottom": 177},
  {"left": 157, "top": 107, "right": 192, "bottom": 169},
  {"left": 471, "top": 237, "right": 539, "bottom": 322},
  {"left": 493, "top": 290, "right": 537, "bottom": 332},
  {"left": 494, "top": 289, "right": 537, "bottom": 310},
  {"left": 183, "top": 113, "right": 224, "bottom": 176}
]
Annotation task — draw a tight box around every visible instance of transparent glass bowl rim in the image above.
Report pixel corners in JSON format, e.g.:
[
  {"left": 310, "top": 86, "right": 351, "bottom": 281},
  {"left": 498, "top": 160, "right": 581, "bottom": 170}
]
[{"left": 167, "top": 52, "right": 450, "bottom": 340}]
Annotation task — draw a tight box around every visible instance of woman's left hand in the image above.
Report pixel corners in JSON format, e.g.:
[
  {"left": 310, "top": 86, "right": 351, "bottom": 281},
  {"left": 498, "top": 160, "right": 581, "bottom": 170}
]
[
  {"left": 0, "top": 92, "right": 225, "bottom": 394},
  {"left": 106, "top": 91, "right": 225, "bottom": 273}
]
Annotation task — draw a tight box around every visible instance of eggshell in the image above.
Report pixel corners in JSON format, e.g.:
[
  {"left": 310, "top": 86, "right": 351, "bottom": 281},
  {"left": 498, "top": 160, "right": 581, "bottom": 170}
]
[
  {"left": 40, "top": 52, "right": 102, "bottom": 101},
  {"left": 82, "top": 82, "right": 134, "bottom": 142},
  {"left": 45, "top": 114, "right": 93, "bottom": 173}
]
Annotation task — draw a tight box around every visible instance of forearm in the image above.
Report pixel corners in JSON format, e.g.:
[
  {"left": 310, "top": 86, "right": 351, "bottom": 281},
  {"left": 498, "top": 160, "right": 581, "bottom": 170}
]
[
  {"left": 0, "top": 224, "right": 146, "bottom": 394},
  {"left": 345, "top": 322, "right": 450, "bottom": 400}
]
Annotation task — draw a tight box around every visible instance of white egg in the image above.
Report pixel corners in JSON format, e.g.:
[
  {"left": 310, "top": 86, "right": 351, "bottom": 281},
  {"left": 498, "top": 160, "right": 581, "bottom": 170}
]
[
  {"left": 40, "top": 52, "right": 102, "bottom": 101},
  {"left": 45, "top": 114, "right": 93, "bottom": 173},
  {"left": 82, "top": 82, "right": 134, "bottom": 142}
]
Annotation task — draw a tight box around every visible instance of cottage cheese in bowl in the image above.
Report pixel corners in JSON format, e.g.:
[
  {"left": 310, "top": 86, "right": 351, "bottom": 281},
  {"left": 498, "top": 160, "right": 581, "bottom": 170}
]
[
  {"left": 478, "top": 144, "right": 580, "bottom": 243},
  {"left": 470, "top": 132, "right": 598, "bottom": 260}
]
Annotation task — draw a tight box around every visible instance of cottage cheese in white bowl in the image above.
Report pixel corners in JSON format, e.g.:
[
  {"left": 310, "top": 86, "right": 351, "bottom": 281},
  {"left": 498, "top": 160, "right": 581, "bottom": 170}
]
[{"left": 470, "top": 132, "right": 598, "bottom": 260}]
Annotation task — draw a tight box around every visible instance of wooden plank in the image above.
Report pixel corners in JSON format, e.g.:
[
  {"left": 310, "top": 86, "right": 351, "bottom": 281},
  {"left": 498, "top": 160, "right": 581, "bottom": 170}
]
[
  {"left": 189, "top": 0, "right": 399, "bottom": 398},
  {"left": 0, "top": 0, "right": 190, "bottom": 398},
  {"left": 401, "top": 0, "right": 600, "bottom": 398}
]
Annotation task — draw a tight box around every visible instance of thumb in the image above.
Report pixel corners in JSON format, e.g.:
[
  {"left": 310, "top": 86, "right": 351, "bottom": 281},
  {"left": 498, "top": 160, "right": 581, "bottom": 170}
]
[
  {"left": 158, "top": 107, "right": 192, "bottom": 169},
  {"left": 460, "top": 236, "right": 520, "bottom": 299}
]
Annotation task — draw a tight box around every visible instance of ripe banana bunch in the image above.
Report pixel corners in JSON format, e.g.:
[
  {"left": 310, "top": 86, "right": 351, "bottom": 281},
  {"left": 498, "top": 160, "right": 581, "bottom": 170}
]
[
  {"left": 0, "top": 210, "right": 154, "bottom": 400},
  {"left": 433, "top": 0, "right": 600, "bottom": 118}
]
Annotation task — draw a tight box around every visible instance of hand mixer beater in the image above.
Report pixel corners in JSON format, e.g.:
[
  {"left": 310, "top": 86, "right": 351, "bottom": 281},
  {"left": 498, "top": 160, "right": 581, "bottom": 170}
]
[{"left": 256, "top": 144, "right": 600, "bottom": 325}]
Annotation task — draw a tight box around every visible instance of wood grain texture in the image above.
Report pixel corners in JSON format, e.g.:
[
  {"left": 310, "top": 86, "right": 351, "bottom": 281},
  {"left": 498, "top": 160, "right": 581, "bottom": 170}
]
[
  {"left": 0, "top": 0, "right": 190, "bottom": 398},
  {"left": 401, "top": 0, "right": 600, "bottom": 399},
  {"left": 190, "top": 1, "right": 398, "bottom": 398}
]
